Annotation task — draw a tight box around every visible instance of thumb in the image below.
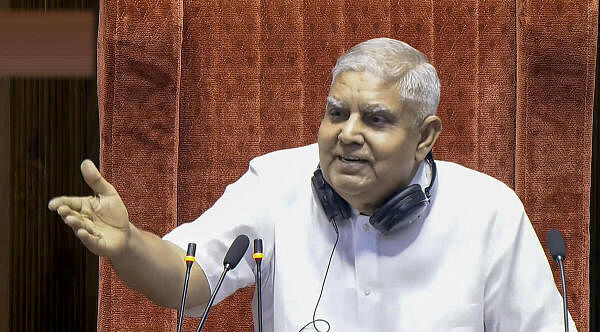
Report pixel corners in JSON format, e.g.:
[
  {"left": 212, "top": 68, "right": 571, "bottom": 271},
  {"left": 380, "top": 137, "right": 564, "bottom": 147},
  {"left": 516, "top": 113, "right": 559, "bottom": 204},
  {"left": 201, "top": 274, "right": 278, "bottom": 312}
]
[{"left": 80, "top": 159, "right": 116, "bottom": 196}]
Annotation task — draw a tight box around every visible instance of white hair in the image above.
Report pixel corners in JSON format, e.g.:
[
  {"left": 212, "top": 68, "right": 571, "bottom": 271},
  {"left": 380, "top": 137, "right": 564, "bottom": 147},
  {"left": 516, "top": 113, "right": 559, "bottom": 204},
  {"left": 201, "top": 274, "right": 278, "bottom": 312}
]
[{"left": 332, "top": 38, "right": 441, "bottom": 125}]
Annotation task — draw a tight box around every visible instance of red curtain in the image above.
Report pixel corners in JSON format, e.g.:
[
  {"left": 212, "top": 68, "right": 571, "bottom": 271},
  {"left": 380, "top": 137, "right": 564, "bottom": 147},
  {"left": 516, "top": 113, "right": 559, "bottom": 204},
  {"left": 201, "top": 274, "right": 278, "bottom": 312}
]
[{"left": 97, "top": 0, "right": 597, "bottom": 331}]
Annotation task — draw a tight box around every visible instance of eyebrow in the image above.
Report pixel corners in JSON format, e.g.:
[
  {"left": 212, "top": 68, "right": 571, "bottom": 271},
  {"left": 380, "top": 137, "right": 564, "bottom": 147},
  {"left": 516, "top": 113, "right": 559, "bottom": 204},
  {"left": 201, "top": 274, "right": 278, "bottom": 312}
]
[
  {"left": 326, "top": 96, "right": 346, "bottom": 108},
  {"left": 326, "top": 96, "right": 397, "bottom": 116},
  {"left": 363, "top": 104, "right": 394, "bottom": 114}
]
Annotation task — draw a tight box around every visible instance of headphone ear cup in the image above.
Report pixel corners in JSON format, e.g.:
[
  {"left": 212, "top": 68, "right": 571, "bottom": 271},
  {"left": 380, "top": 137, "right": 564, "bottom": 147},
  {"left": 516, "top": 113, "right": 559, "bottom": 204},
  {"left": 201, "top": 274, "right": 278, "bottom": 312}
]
[
  {"left": 311, "top": 168, "right": 352, "bottom": 223},
  {"left": 370, "top": 184, "right": 429, "bottom": 234}
]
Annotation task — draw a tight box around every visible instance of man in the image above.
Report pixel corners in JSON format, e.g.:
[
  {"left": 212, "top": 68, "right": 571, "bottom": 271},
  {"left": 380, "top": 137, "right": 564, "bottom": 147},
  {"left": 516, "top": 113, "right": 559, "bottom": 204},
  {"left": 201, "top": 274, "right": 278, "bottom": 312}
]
[{"left": 49, "top": 38, "right": 575, "bottom": 331}]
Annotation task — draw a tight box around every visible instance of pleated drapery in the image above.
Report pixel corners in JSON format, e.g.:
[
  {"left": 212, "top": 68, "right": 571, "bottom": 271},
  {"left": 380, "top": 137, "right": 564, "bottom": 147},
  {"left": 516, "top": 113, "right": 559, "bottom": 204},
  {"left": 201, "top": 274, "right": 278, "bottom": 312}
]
[{"left": 97, "top": 1, "right": 597, "bottom": 331}]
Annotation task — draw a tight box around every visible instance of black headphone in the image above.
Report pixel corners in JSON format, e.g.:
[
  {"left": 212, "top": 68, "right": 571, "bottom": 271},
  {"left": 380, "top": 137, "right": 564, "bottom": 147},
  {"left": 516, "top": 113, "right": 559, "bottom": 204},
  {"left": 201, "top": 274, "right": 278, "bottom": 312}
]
[{"left": 311, "top": 152, "right": 437, "bottom": 234}]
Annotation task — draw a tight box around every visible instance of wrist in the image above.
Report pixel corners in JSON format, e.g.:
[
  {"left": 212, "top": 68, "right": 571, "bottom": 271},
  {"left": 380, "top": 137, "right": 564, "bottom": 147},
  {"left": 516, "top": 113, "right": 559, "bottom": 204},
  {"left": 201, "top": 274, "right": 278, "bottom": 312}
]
[{"left": 110, "top": 221, "right": 136, "bottom": 263}]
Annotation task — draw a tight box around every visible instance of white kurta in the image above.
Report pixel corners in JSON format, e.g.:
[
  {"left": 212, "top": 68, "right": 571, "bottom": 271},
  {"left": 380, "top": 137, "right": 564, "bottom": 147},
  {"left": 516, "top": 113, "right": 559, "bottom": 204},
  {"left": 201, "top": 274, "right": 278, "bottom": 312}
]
[{"left": 163, "top": 143, "right": 577, "bottom": 332}]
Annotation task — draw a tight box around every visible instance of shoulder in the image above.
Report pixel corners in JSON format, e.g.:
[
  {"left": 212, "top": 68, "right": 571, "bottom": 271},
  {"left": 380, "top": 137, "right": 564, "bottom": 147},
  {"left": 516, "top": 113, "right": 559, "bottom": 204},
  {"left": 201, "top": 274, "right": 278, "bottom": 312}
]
[
  {"left": 435, "top": 161, "right": 524, "bottom": 212},
  {"left": 248, "top": 143, "right": 319, "bottom": 181}
]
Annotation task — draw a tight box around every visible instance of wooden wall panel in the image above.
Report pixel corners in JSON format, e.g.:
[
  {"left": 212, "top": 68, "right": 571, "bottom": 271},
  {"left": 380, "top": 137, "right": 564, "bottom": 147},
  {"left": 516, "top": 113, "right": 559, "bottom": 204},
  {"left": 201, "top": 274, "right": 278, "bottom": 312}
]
[
  {"left": 7, "top": 2, "right": 100, "bottom": 332},
  {"left": 0, "top": 11, "right": 96, "bottom": 76},
  {"left": 9, "top": 78, "right": 99, "bottom": 332},
  {"left": 0, "top": 77, "right": 9, "bottom": 332}
]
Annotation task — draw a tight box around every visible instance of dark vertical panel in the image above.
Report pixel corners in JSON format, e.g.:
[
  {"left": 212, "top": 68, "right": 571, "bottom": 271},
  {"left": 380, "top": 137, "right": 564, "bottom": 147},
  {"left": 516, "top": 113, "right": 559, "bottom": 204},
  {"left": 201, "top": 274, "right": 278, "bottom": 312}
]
[
  {"left": 9, "top": 77, "right": 99, "bottom": 331},
  {"left": 515, "top": 1, "right": 595, "bottom": 330},
  {"left": 0, "top": 76, "right": 9, "bottom": 332},
  {"left": 6, "top": 0, "right": 100, "bottom": 325}
]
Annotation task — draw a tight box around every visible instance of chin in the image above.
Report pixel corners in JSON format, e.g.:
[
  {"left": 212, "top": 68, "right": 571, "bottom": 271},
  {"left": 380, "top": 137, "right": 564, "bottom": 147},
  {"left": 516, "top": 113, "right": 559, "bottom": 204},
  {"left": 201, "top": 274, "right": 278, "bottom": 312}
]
[{"left": 329, "top": 176, "right": 370, "bottom": 197}]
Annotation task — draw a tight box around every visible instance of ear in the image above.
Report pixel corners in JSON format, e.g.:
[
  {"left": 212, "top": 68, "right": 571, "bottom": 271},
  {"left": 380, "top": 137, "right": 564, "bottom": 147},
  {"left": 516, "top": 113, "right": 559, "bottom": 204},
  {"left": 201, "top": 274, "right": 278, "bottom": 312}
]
[{"left": 415, "top": 115, "right": 442, "bottom": 161}]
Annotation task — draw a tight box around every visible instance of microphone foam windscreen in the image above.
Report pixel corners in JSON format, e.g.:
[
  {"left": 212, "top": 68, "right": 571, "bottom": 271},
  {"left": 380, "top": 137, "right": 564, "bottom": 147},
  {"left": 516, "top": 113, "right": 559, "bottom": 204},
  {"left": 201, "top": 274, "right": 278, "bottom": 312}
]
[
  {"left": 546, "top": 229, "right": 567, "bottom": 260},
  {"left": 223, "top": 235, "right": 250, "bottom": 269}
]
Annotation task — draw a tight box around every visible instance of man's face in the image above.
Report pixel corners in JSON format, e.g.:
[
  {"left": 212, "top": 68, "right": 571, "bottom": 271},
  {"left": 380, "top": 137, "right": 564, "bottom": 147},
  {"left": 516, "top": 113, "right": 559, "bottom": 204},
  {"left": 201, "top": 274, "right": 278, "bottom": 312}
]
[{"left": 317, "top": 70, "right": 422, "bottom": 213}]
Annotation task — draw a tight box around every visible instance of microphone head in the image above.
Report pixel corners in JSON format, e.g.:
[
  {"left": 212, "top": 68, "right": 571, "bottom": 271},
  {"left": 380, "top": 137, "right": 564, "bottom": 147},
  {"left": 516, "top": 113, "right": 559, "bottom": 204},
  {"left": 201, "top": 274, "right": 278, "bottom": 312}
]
[
  {"left": 223, "top": 235, "right": 250, "bottom": 269},
  {"left": 186, "top": 243, "right": 196, "bottom": 257},
  {"left": 546, "top": 229, "right": 567, "bottom": 261},
  {"left": 254, "top": 239, "right": 263, "bottom": 254}
]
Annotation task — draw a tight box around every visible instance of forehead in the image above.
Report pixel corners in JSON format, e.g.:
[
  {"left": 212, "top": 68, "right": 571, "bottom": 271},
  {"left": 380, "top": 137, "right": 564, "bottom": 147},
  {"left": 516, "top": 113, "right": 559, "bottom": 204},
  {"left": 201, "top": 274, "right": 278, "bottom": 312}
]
[{"left": 328, "top": 71, "right": 401, "bottom": 110}]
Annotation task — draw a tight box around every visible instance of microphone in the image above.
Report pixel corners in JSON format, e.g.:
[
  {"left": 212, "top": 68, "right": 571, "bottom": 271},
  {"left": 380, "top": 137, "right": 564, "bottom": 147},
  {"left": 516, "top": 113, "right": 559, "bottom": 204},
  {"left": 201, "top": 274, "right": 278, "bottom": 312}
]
[
  {"left": 177, "top": 243, "right": 196, "bottom": 332},
  {"left": 546, "top": 229, "right": 569, "bottom": 332},
  {"left": 548, "top": 229, "right": 567, "bottom": 261},
  {"left": 253, "top": 239, "right": 264, "bottom": 332},
  {"left": 196, "top": 235, "right": 250, "bottom": 332}
]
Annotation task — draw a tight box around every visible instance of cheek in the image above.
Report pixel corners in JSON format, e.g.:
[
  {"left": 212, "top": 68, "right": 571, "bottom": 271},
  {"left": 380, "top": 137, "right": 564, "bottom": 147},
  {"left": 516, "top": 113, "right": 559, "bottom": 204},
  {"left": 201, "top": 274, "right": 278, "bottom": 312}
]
[
  {"left": 317, "top": 121, "right": 337, "bottom": 146},
  {"left": 371, "top": 128, "right": 416, "bottom": 153},
  {"left": 369, "top": 135, "right": 417, "bottom": 168}
]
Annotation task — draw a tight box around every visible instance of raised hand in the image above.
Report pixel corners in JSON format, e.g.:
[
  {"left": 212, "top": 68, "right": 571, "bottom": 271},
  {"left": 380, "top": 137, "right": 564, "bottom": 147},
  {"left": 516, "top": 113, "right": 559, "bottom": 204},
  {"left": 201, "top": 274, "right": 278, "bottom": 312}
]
[{"left": 48, "top": 159, "right": 131, "bottom": 258}]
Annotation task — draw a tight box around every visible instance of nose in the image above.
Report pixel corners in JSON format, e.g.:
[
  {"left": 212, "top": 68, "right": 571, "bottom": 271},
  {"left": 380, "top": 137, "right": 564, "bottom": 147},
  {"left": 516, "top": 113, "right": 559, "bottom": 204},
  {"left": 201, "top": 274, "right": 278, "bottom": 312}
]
[{"left": 338, "top": 114, "right": 365, "bottom": 145}]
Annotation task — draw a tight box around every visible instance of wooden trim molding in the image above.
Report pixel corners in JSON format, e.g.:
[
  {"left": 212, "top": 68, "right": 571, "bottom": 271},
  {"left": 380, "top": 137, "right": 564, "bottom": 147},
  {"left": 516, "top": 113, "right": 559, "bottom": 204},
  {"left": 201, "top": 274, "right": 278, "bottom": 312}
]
[{"left": 0, "top": 11, "right": 95, "bottom": 77}]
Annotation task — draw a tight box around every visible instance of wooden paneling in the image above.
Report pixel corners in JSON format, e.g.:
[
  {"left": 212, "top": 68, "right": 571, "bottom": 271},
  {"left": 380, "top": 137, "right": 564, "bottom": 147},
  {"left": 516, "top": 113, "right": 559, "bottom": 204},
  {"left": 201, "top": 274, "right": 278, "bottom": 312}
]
[
  {"left": 9, "top": 78, "right": 99, "bottom": 331},
  {"left": 0, "top": 11, "right": 96, "bottom": 77},
  {"left": 0, "top": 77, "right": 9, "bottom": 332},
  {"left": 5, "top": 1, "right": 100, "bottom": 331}
]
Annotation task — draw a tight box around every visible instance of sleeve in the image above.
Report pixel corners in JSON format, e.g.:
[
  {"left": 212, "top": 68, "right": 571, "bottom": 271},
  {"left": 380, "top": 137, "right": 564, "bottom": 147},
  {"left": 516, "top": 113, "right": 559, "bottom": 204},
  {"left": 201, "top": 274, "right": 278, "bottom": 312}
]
[
  {"left": 162, "top": 163, "right": 274, "bottom": 317},
  {"left": 482, "top": 193, "right": 577, "bottom": 332}
]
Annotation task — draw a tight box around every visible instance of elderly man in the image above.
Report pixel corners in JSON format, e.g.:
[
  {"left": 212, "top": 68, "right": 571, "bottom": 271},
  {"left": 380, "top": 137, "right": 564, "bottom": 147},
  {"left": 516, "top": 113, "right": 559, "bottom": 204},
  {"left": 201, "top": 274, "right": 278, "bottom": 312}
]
[{"left": 49, "top": 38, "right": 575, "bottom": 331}]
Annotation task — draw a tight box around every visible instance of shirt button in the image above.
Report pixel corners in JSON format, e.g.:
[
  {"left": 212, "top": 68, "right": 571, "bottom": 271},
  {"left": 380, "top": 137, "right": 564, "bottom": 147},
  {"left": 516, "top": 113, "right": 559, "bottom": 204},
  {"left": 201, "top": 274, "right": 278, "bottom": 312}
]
[
  {"left": 362, "top": 223, "right": 370, "bottom": 231},
  {"left": 363, "top": 290, "right": 371, "bottom": 296}
]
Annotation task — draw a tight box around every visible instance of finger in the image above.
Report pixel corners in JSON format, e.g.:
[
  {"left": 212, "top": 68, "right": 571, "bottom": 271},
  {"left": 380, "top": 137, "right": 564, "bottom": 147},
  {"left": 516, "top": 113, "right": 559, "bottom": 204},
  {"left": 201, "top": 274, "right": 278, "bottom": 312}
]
[
  {"left": 57, "top": 205, "right": 78, "bottom": 218},
  {"left": 64, "top": 214, "right": 97, "bottom": 234},
  {"left": 80, "top": 159, "right": 117, "bottom": 196},
  {"left": 75, "top": 228, "right": 104, "bottom": 255},
  {"left": 48, "top": 196, "right": 90, "bottom": 212}
]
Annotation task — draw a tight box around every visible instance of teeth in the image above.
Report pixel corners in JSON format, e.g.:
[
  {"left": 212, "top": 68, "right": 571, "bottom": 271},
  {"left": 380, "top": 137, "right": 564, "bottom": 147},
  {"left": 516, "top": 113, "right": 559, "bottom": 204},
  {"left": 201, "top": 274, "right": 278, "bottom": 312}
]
[{"left": 341, "top": 155, "right": 362, "bottom": 162}]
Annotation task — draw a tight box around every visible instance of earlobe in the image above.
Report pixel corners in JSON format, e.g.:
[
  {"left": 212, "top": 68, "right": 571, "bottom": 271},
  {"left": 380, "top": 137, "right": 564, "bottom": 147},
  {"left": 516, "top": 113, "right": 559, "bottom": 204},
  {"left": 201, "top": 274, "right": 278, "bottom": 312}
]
[{"left": 416, "top": 116, "right": 442, "bottom": 161}]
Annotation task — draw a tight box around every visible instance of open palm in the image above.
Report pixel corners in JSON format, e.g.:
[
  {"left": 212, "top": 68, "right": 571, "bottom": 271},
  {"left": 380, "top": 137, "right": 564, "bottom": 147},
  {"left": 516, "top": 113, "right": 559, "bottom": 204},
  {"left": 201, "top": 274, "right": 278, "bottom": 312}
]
[{"left": 48, "top": 159, "right": 131, "bottom": 258}]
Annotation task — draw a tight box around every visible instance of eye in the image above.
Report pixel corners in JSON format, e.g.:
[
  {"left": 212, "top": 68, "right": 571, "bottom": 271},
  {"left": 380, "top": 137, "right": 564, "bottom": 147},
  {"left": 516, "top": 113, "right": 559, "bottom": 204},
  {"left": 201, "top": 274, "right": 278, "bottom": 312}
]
[
  {"left": 364, "top": 113, "right": 388, "bottom": 127},
  {"left": 327, "top": 107, "right": 348, "bottom": 121}
]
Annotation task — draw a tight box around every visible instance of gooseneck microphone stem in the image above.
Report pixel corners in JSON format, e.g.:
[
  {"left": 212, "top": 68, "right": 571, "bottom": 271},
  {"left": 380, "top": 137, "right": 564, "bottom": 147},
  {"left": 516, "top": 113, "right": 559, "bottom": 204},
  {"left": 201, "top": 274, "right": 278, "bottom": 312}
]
[
  {"left": 256, "top": 260, "right": 263, "bottom": 332},
  {"left": 196, "top": 234, "right": 250, "bottom": 332},
  {"left": 196, "top": 265, "right": 231, "bottom": 332},
  {"left": 177, "top": 267, "right": 193, "bottom": 332},
  {"left": 546, "top": 229, "right": 569, "bottom": 332},
  {"left": 557, "top": 256, "right": 569, "bottom": 332},
  {"left": 253, "top": 239, "right": 264, "bottom": 332},
  {"left": 177, "top": 243, "right": 196, "bottom": 332}
]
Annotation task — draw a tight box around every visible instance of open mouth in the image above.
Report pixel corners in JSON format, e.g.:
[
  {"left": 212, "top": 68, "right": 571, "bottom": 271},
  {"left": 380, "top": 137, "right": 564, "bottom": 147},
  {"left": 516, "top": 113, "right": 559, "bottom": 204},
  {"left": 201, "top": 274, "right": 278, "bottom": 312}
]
[{"left": 338, "top": 155, "right": 368, "bottom": 163}]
